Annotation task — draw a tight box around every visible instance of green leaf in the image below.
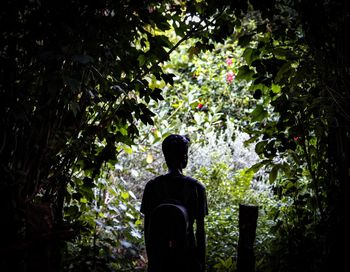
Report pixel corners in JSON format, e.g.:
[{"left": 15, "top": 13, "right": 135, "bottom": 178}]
[
  {"left": 122, "top": 145, "right": 133, "bottom": 154},
  {"left": 289, "top": 150, "right": 301, "bottom": 164},
  {"left": 244, "top": 134, "right": 260, "bottom": 146},
  {"left": 121, "top": 191, "right": 130, "bottom": 200},
  {"left": 65, "top": 205, "right": 80, "bottom": 218},
  {"left": 157, "top": 21, "right": 171, "bottom": 31},
  {"left": 281, "top": 162, "right": 291, "bottom": 177},
  {"left": 157, "top": 35, "right": 173, "bottom": 48},
  {"left": 271, "top": 84, "right": 281, "bottom": 94},
  {"left": 272, "top": 47, "right": 293, "bottom": 59},
  {"left": 242, "top": 48, "right": 260, "bottom": 65},
  {"left": 269, "top": 165, "right": 279, "bottom": 183},
  {"left": 236, "top": 65, "right": 255, "bottom": 81},
  {"left": 251, "top": 105, "right": 268, "bottom": 122},
  {"left": 275, "top": 62, "right": 292, "bottom": 82},
  {"left": 161, "top": 73, "right": 175, "bottom": 85},
  {"left": 238, "top": 34, "right": 254, "bottom": 47},
  {"left": 248, "top": 159, "right": 271, "bottom": 173},
  {"left": 255, "top": 140, "right": 268, "bottom": 155},
  {"left": 150, "top": 88, "right": 164, "bottom": 101},
  {"left": 137, "top": 54, "right": 146, "bottom": 66},
  {"left": 80, "top": 197, "right": 88, "bottom": 204}
]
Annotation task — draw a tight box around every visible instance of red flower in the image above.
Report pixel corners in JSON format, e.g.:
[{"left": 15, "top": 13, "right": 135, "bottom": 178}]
[
  {"left": 226, "top": 58, "right": 233, "bottom": 66},
  {"left": 226, "top": 71, "right": 235, "bottom": 83},
  {"left": 197, "top": 103, "right": 204, "bottom": 110}
]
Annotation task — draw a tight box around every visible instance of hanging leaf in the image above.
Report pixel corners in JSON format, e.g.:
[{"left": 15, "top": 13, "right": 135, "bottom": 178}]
[
  {"left": 251, "top": 105, "right": 268, "bottom": 122},
  {"left": 269, "top": 165, "right": 280, "bottom": 183},
  {"left": 255, "top": 140, "right": 268, "bottom": 155}
]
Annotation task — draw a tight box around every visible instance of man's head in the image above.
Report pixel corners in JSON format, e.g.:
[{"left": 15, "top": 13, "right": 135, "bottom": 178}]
[{"left": 162, "top": 134, "right": 190, "bottom": 170}]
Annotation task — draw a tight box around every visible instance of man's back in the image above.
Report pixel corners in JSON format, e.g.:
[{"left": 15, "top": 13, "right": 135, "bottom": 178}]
[
  {"left": 141, "top": 173, "right": 207, "bottom": 272},
  {"left": 141, "top": 173, "right": 206, "bottom": 221}
]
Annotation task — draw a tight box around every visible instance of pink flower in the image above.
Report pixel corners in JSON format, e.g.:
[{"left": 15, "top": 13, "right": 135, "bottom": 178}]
[
  {"left": 226, "top": 58, "right": 233, "bottom": 66},
  {"left": 293, "top": 136, "right": 300, "bottom": 141},
  {"left": 226, "top": 71, "right": 235, "bottom": 83}
]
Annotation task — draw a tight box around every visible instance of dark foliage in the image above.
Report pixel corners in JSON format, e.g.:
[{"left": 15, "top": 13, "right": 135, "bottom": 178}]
[{"left": 0, "top": 0, "right": 349, "bottom": 271}]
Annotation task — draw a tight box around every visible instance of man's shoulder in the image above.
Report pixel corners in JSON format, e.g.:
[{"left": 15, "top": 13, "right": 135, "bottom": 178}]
[
  {"left": 145, "top": 174, "right": 205, "bottom": 190},
  {"left": 183, "top": 175, "right": 206, "bottom": 190},
  {"left": 146, "top": 174, "right": 167, "bottom": 184},
  {"left": 144, "top": 175, "right": 164, "bottom": 189}
]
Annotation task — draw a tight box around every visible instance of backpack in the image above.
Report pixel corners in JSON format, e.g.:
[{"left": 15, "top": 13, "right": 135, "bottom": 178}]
[{"left": 148, "top": 201, "right": 190, "bottom": 255}]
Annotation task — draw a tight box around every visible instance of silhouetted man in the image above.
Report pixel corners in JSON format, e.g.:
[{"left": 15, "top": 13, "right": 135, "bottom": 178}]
[{"left": 140, "top": 134, "right": 208, "bottom": 272}]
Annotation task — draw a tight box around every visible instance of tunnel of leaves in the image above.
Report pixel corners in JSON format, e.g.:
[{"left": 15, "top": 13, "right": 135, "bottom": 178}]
[{"left": 1, "top": 0, "right": 349, "bottom": 271}]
